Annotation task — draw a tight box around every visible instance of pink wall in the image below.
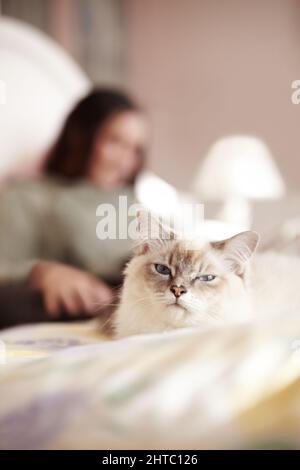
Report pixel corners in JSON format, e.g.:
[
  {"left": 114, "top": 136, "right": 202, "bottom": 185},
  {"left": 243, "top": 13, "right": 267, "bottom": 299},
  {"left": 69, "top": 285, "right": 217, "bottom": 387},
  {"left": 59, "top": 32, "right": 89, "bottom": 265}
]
[{"left": 126, "top": 0, "right": 300, "bottom": 191}]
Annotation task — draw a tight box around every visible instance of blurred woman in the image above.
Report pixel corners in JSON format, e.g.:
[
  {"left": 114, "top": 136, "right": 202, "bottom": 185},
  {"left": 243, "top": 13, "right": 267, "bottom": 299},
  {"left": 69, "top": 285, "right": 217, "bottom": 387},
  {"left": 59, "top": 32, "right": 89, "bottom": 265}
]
[
  {"left": 0, "top": 89, "right": 148, "bottom": 324},
  {"left": 46, "top": 89, "right": 145, "bottom": 187}
]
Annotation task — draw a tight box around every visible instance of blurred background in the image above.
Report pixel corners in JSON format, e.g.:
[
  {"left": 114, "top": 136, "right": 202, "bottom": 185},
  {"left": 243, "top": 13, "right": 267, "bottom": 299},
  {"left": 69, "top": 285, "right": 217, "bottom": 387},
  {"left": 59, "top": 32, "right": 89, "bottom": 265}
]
[
  {"left": 1, "top": 0, "right": 300, "bottom": 191},
  {"left": 2, "top": 2, "right": 300, "bottom": 446}
]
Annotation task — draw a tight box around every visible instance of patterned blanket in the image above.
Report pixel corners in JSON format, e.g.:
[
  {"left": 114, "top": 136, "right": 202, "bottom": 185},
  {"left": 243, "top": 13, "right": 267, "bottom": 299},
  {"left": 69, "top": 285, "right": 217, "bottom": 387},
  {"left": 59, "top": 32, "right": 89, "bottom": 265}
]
[{"left": 0, "top": 316, "right": 300, "bottom": 449}]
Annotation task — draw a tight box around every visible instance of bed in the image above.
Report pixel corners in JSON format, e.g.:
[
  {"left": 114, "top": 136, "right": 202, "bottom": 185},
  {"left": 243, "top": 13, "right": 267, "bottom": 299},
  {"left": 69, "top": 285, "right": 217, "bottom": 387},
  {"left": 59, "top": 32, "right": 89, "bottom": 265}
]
[
  {"left": 1, "top": 311, "right": 300, "bottom": 450},
  {"left": 1, "top": 15, "right": 300, "bottom": 451}
]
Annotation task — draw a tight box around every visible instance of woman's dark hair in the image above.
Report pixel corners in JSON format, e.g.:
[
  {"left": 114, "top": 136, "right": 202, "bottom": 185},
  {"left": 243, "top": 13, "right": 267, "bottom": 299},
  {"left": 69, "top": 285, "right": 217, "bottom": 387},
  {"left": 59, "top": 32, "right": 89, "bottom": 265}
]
[{"left": 45, "top": 88, "right": 143, "bottom": 184}]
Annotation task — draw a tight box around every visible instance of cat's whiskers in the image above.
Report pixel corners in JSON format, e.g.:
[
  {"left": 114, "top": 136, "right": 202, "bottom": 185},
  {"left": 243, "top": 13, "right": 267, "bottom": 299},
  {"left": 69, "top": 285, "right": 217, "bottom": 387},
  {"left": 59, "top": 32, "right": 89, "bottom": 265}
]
[
  {"left": 179, "top": 296, "right": 221, "bottom": 323},
  {"left": 127, "top": 293, "right": 166, "bottom": 309},
  {"left": 91, "top": 289, "right": 166, "bottom": 316},
  {"left": 91, "top": 301, "right": 120, "bottom": 310}
]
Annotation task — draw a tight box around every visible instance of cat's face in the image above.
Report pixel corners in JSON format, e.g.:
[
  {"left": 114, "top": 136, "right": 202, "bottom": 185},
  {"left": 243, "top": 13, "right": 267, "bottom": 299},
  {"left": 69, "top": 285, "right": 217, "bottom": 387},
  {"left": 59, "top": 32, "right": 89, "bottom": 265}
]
[{"left": 115, "top": 213, "right": 259, "bottom": 337}]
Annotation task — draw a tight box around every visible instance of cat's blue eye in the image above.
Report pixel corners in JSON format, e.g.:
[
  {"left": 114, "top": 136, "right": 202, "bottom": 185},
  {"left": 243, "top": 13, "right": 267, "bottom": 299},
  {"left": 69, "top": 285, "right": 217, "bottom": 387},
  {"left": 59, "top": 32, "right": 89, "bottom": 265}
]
[
  {"left": 155, "top": 264, "right": 171, "bottom": 276},
  {"left": 197, "top": 274, "right": 216, "bottom": 282}
]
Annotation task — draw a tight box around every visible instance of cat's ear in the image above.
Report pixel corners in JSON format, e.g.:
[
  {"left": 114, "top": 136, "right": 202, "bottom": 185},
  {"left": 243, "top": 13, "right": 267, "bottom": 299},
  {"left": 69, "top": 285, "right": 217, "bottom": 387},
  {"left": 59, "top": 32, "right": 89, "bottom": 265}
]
[
  {"left": 134, "top": 210, "right": 176, "bottom": 255},
  {"left": 211, "top": 231, "right": 259, "bottom": 275}
]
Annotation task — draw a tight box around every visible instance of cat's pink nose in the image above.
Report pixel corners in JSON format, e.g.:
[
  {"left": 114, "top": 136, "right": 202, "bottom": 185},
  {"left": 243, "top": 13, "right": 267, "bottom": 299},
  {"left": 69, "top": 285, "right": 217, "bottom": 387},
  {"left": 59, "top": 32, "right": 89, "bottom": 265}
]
[{"left": 170, "top": 285, "right": 187, "bottom": 298}]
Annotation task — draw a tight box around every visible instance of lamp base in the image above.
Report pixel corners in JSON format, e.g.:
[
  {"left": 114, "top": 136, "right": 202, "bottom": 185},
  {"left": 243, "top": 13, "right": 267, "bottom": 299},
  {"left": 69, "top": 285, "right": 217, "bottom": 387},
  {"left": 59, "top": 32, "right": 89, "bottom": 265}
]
[{"left": 217, "top": 197, "right": 252, "bottom": 230}]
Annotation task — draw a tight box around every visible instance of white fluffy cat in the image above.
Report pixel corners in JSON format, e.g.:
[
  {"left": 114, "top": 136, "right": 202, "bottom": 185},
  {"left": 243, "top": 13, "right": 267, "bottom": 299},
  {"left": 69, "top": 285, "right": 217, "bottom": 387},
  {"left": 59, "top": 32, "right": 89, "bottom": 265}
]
[{"left": 114, "top": 212, "right": 300, "bottom": 337}]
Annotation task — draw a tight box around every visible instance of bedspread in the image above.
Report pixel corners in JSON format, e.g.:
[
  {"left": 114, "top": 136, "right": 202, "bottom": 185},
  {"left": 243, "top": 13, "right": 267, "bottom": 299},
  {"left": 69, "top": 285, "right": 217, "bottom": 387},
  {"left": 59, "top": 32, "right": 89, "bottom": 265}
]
[{"left": 0, "top": 316, "right": 300, "bottom": 449}]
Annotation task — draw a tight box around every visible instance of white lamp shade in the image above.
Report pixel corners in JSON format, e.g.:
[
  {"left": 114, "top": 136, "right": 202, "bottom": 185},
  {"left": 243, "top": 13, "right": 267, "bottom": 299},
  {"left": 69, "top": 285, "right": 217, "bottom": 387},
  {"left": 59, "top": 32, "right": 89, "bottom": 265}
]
[
  {"left": 194, "top": 135, "right": 285, "bottom": 200},
  {"left": 135, "top": 171, "right": 179, "bottom": 216}
]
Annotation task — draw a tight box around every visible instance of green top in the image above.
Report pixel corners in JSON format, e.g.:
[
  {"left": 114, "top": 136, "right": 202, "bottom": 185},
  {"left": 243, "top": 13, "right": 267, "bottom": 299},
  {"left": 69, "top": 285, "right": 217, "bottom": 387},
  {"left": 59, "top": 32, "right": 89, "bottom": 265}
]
[{"left": 0, "top": 177, "right": 136, "bottom": 283}]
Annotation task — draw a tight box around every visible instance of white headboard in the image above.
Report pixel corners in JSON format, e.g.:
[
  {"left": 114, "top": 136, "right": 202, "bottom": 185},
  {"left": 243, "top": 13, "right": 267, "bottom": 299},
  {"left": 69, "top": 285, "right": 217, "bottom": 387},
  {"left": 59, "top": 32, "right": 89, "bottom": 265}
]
[{"left": 0, "top": 16, "right": 91, "bottom": 180}]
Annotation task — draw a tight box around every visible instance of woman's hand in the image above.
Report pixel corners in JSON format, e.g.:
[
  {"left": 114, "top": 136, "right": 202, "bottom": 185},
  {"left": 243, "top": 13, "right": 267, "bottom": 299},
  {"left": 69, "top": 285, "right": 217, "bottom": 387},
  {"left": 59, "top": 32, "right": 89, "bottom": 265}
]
[{"left": 28, "top": 261, "right": 114, "bottom": 318}]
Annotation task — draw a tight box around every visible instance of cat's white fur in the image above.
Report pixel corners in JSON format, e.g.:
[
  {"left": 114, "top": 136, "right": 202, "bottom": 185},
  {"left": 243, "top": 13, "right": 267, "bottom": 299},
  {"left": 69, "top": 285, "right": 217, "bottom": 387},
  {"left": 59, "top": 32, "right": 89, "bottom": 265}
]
[{"left": 114, "top": 213, "right": 300, "bottom": 337}]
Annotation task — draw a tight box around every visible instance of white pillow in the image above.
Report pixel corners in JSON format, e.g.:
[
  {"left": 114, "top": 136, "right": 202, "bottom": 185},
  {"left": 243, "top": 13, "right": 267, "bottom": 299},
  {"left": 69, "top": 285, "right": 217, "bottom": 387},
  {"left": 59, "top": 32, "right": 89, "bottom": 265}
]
[{"left": 0, "top": 16, "right": 91, "bottom": 180}]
